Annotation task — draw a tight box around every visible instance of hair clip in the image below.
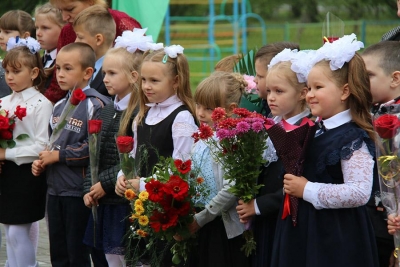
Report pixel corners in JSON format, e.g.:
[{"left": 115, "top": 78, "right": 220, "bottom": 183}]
[
  {"left": 115, "top": 28, "right": 163, "bottom": 53},
  {"left": 163, "top": 45, "right": 184, "bottom": 63},
  {"left": 6, "top": 36, "right": 41, "bottom": 54}
]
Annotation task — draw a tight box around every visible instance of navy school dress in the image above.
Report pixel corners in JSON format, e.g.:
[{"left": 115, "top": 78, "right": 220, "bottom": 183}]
[{"left": 271, "top": 122, "right": 379, "bottom": 267}]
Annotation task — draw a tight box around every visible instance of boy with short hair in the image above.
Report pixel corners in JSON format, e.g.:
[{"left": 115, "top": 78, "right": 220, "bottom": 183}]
[
  {"left": 32, "top": 42, "right": 110, "bottom": 266},
  {"left": 362, "top": 40, "right": 400, "bottom": 267},
  {"left": 73, "top": 5, "right": 116, "bottom": 97}
]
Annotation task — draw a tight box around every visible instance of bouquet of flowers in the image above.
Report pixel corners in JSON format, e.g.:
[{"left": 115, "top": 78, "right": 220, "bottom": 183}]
[
  {"left": 373, "top": 105, "right": 400, "bottom": 264},
  {"left": 125, "top": 156, "right": 208, "bottom": 266},
  {"left": 0, "top": 102, "right": 29, "bottom": 148},
  {"left": 88, "top": 119, "right": 102, "bottom": 242},
  {"left": 194, "top": 107, "right": 268, "bottom": 256},
  {"left": 48, "top": 88, "right": 86, "bottom": 150}
]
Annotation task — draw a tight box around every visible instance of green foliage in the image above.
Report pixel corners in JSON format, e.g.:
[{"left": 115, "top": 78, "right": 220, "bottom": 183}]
[{"left": 233, "top": 49, "right": 257, "bottom": 76}]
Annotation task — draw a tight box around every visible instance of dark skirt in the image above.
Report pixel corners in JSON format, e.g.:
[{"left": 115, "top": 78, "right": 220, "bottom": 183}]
[
  {"left": 83, "top": 203, "right": 130, "bottom": 255},
  {"left": 0, "top": 161, "right": 47, "bottom": 224},
  {"left": 185, "top": 216, "right": 251, "bottom": 267},
  {"left": 252, "top": 215, "right": 277, "bottom": 267}
]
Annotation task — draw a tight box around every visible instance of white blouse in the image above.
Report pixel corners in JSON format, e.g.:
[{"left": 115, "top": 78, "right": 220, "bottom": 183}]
[
  {"left": 3, "top": 87, "right": 53, "bottom": 165},
  {"left": 302, "top": 110, "right": 374, "bottom": 209}
]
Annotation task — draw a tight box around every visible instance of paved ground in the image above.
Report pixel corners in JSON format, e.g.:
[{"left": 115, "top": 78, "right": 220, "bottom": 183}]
[{"left": 0, "top": 219, "right": 51, "bottom": 266}]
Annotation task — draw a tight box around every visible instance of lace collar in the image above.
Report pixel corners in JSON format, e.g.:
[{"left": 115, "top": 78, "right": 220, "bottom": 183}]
[{"left": 320, "top": 109, "right": 351, "bottom": 130}]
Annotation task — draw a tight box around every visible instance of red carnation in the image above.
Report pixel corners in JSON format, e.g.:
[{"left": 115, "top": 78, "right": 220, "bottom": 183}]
[
  {"left": 145, "top": 179, "right": 165, "bottom": 202},
  {"left": 233, "top": 108, "right": 252, "bottom": 118},
  {"left": 70, "top": 88, "right": 86, "bottom": 105},
  {"left": 149, "top": 209, "right": 179, "bottom": 232},
  {"left": 198, "top": 123, "right": 213, "bottom": 140},
  {"left": 192, "top": 132, "right": 200, "bottom": 143},
  {"left": 163, "top": 175, "right": 189, "bottom": 201},
  {"left": 211, "top": 107, "right": 226, "bottom": 122},
  {"left": 116, "top": 136, "right": 134, "bottom": 153},
  {"left": 88, "top": 120, "right": 102, "bottom": 134},
  {"left": 0, "top": 130, "right": 12, "bottom": 140},
  {"left": 174, "top": 159, "right": 191, "bottom": 174},
  {"left": 0, "top": 116, "right": 9, "bottom": 130},
  {"left": 14, "top": 105, "right": 27, "bottom": 121}
]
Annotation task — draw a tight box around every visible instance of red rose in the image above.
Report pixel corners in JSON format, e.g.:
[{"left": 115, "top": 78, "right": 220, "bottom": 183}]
[
  {"left": 163, "top": 175, "right": 189, "bottom": 201},
  {"left": 374, "top": 114, "right": 400, "bottom": 139},
  {"left": 14, "top": 105, "right": 27, "bottom": 120},
  {"left": 70, "top": 88, "right": 86, "bottom": 105},
  {"left": 0, "top": 116, "right": 10, "bottom": 130},
  {"left": 0, "top": 130, "right": 12, "bottom": 140},
  {"left": 88, "top": 120, "right": 102, "bottom": 134},
  {"left": 116, "top": 136, "right": 134, "bottom": 153},
  {"left": 174, "top": 159, "right": 191, "bottom": 174}
]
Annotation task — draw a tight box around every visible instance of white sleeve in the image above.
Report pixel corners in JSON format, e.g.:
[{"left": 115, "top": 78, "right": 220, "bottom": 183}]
[
  {"left": 171, "top": 110, "right": 198, "bottom": 160},
  {"left": 302, "top": 141, "right": 373, "bottom": 209}
]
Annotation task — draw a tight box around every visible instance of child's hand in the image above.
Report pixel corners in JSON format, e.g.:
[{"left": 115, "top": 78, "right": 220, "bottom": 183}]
[
  {"left": 115, "top": 175, "right": 127, "bottom": 196},
  {"left": 83, "top": 193, "right": 97, "bottom": 208},
  {"left": 283, "top": 174, "right": 308, "bottom": 198},
  {"left": 236, "top": 199, "right": 255, "bottom": 223},
  {"left": 32, "top": 160, "right": 45, "bottom": 176},
  {"left": 39, "top": 150, "right": 59, "bottom": 167},
  {"left": 126, "top": 178, "right": 140, "bottom": 191},
  {"left": 89, "top": 182, "right": 106, "bottom": 200},
  {"left": 188, "top": 217, "right": 200, "bottom": 234},
  {"left": 388, "top": 214, "right": 400, "bottom": 235}
]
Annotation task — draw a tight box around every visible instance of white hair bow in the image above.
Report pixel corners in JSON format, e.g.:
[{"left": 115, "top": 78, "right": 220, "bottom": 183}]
[
  {"left": 114, "top": 28, "right": 163, "bottom": 53},
  {"left": 7, "top": 36, "right": 41, "bottom": 54},
  {"left": 164, "top": 45, "right": 184, "bottom": 59}
]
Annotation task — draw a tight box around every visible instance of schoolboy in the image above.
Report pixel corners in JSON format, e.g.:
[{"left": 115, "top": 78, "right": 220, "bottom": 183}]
[
  {"left": 73, "top": 5, "right": 116, "bottom": 98},
  {"left": 362, "top": 40, "right": 400, "bottom": 267},
  {"left": 31, "top": 42, "right": 110, "bottom": 266}
]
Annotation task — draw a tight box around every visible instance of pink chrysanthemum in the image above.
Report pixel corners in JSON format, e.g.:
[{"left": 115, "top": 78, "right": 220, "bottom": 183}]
[
  {"left": 252, "top": 121, "right": 264, "bottom": 132},
  {"left": 236, "top": 121, "right": 251, "bottom": 134}
]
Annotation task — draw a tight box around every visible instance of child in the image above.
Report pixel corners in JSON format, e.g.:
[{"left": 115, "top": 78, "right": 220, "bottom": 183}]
[
  {"left": 214, "top": 54, "right": 242, "bottom": 72},
  {"left": 45, "top": 0, "right": 142, "bottom": 104},
  {"left": 31, "top": 42, "right": 110, "bottom": 266},
  {"left": 363, "top": 41, "right": 400, "bottom": 267},
  {"left": 186, "top": 71, "right": 250, "bottom": 267},
  {"left": 0, "top": 38, "right": 53, "bottom": 267},
  {"left": 271, "top": 34, "right": 379, "bottom": 266},
  {"left": 82, "top": 34, "right": 149, "bottom": 266},
  {"left": 34, "top": 3, "right": 65, "bottom": 90},
  {"left": 0, "top": 10, "right": 35, "bottom": 98},
  {"left": 73, "top": 5, "right": 116, "bottom": 97},
  {"left": 236, "top": 48, "right": 311, "bottom": 267},
  {"left": 115, "top": 46, "right": 198, "bottom": 266}
]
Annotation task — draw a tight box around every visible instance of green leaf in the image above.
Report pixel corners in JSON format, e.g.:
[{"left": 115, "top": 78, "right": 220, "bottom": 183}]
[
  {"left": 7, "top": 140, "right": 16, "bottom": 148},
  {"left": 234, "top": 48, "right": 258, "bottom": 76},
  {"left": 16, "top": 134, "right": 29, "bottom": 140},
  {"left": 0, "top": 140, "right": 7, "bottom": 148}
]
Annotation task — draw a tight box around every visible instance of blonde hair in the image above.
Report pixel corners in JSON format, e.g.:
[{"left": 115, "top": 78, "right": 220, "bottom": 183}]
[
  {"left": 314, "top": 53, "right": 375, "bottom": 141},
  {"left": 34, "top": 3, "right": 65, "bottom": 29},
  {"left": 49, "top": 0, "right": 108, "bottom": 8},
  {"left": 266, "top": 61, "right": 307, "bottom": 109},
  {"left": 195, "top": 71, "right": 246, "bottom": 109},
  {"left": 2, "top": 46, "right": 46, "bottom": 93},
  {"left": 214, "top": 54, "right": 243, "bottom": 72},
  {"left": 72, "top": 5, "right": 116, "bottom": 47},
  {"left": 102, "top": 48, "right": 143, "bottom": 136},
  {"left": 0, "top": 10, "right": 35, "bottom": 37},
  {"left": 136, "top": 49, "right": 195, "bottom": 124}
]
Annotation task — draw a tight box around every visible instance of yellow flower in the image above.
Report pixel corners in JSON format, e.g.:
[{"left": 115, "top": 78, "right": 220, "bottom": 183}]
[
  {"left": 137, "top": 229, "right": 148, "bottom": 237},
  {"left": 135, "top": 204, "right": 144, "bottom": 215},
  {"left": 139, "top": 191, "right": 149, "bottom": 201},
  {"left": 135, "top": 199, "right": 143, "bottom": 207},
  {"left": 125, "top": 189, "right": 136, "bottom": 200},
  {"left": 138, "top": 215, "right": 149, "bottom": 226}
]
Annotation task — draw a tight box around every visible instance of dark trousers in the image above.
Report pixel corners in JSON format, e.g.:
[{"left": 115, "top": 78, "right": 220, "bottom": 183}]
[{"left": 47, "top": 194, "right": 91, "bottom": 267}]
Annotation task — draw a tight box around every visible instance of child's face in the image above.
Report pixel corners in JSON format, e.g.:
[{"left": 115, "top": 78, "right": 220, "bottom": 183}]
[
  {"left": 254, "top": 59, "right": 268, "bottom": 100},
  {"left": 362, "top": 55, "right": 393, "bottom": 104},
  {"left": 195, "top": 103, "right": 214, "bottom": 127},
  {"left": 265, "top": 71, "right": 306, "bottom": 120},
  {"left": 73, "top": 25, "right": 97, "bottom": 52},
  {"left": 5, "top": 64, "right": 38, "bottom": 92},
  {"left": 35, "top": 14, "right": 62, "bottom": 52},
  {"left": 306, "top": 65, "right": 346, "bottom": 119},
  {"left": 0, "top": 29, "right": 20, "bottom": 51},
  {"left": 103, "top": 56, "right": 135, "bottom": 99},
  {"left": 55, "top": 1, "right": 91, "bottom": 24},
  {"left": 55, "top": 50, "right": 92, "bottom": 91},
  {"left": 141, "top": 61, "right": 177, "bottom": 104}
]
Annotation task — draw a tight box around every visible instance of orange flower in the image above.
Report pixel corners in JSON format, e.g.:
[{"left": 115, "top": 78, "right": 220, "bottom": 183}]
[
  {"left": 137, "top": 229, "right": 148, "bottom": 237},
  {"left": 125, "top": 189, "right": 136, "bottom": 200},
  {"left": 196, "top": 177, "right": 204, "bottom": 184}
]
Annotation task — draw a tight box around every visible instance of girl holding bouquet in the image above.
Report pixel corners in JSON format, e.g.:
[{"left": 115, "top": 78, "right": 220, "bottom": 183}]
[
  {"left": 0, "top": 38, "right": 53, "bottom": 267},
  {"left": 187, "top": 71, "right": 250, "bottom": 267},
  {"left": 271, "top": 34, "right": 379, "bottom": 266},
  {"left": 236, "top": 48, "right": 311, "bottom": 267}
]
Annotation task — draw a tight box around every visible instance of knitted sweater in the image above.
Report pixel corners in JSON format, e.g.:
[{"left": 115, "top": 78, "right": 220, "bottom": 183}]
[
  {"left": 44, "top": 9, "right": 142, "bottom": 103},
  {"left": 83, "top": 103, "right": 136, "bottom": 205}
]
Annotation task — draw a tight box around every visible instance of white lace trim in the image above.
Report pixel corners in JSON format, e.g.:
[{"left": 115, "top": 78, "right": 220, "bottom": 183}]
[{"left": 262, "top": 138, "right": 278, "bottom": 166}]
